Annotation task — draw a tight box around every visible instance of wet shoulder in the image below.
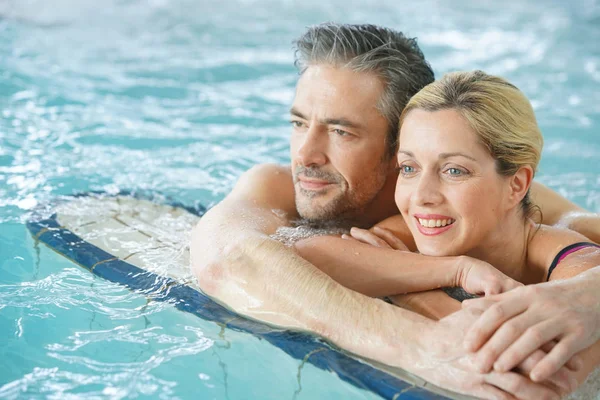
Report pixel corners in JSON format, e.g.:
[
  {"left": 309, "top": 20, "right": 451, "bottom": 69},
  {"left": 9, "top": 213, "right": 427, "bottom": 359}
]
[
  {"left": 230, "top": 163, "right": 296, "bottom": 214},
  {"left": 526, "top": 223, "right": 594, "bottom": 281}
]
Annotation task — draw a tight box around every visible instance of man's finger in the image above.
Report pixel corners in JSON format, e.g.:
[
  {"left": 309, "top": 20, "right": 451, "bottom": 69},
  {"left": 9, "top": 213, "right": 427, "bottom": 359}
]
[
  {"left": 493, "top": 319, "right": 562, "bottom": 373},
  {"left": 478, "top": 384, "right": 515, "bottom": 400},
  {"left": 463, "top": 300, "right": 529, "bottom": 352},
  {"left": 513, "top": 349, "right": 576, "bottom": 395},
  {"left": 462, "top": 296, "right": 498, "bottom": 311},
  {"left": 474, "top": 311, "right": 540, "bottom": 372},
  {"left": 485, "top": 371, "right": 560, "bottom": 400},
  {"left": 530, "top": 338, "right": 583, "bottom": 382},
  {"left": 539, "top": 342, "right": 582, "bottom": 371}
]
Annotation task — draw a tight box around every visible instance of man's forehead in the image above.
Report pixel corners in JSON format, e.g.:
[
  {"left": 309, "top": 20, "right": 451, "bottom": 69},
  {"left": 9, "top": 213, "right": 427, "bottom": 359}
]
[{"left": 291, "top": 67, "right": 386, "bottom": 124}]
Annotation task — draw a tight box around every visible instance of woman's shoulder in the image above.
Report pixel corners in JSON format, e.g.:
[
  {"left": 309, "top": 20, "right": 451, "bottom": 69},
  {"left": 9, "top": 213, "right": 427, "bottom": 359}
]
[{"left": 527, "top": 222, "right": 599, "bottom": 281}]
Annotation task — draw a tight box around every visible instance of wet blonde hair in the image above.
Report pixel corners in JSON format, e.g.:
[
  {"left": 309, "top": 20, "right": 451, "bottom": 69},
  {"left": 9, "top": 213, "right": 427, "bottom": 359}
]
[{"left": 399, "top": 70, "right": 543, "bottom": 215}]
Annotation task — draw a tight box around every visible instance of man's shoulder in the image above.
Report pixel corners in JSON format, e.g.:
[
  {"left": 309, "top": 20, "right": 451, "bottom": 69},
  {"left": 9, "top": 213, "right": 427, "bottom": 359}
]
[
  {"left": 244, "top": 163, "right": 292, "bottom": 181},
  {"left": 229, "top": 163, "right": 296, "bottom": 212},
  {"left": 236, "top": 163, "right": 293, "bottom": 191}
]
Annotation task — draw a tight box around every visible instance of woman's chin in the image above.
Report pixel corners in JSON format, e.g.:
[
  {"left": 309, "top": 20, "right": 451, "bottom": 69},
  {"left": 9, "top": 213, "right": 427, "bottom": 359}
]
[{"left": 416, "top": 244, "right": 457, "bottom": 257}]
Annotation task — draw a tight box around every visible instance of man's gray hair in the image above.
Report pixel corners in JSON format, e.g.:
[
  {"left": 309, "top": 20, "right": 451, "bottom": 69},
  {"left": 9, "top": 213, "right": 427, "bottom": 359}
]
[{"left": 294, "top": 23, "right": 435, "bottom": 158}]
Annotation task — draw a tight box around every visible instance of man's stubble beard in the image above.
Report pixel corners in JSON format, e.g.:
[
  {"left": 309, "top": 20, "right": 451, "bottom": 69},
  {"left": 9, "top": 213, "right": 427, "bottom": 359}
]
[{"left": 293, "top": 163, "right": 389, "bottom": 225}]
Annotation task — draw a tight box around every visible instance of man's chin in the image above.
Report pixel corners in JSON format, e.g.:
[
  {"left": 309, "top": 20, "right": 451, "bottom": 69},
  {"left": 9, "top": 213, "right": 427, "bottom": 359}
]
[{"left": 296, "top": 201, "right": 339, "bottom": 221}]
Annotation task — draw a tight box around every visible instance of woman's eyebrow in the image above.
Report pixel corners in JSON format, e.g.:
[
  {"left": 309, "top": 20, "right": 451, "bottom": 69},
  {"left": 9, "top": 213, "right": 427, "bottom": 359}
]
[
  {"left": 439, "top": 152, "right": 477, "bottom": 161},
  {"left": 397, "top": 150, "right": 477, "bottom": 162}
]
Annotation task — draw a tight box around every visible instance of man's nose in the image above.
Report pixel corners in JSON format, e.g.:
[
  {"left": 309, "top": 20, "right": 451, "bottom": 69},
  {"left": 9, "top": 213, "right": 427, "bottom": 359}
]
[
  {"left": 295, "top": 126, "right": 327, "bottom": 167},
  {"left": 414, "top": 171, "right": 444, "bottom": 206}
]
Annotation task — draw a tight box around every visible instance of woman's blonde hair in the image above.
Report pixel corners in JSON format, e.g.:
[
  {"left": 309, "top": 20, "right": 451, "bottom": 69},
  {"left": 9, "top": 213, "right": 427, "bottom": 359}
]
[{"left": 399, "top": 70, "right": 543, "bottom": 215}]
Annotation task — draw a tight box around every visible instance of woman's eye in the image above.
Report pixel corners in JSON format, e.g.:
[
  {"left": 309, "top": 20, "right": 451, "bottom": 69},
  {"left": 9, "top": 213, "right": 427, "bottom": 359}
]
[
  {"left": 399, "top": 165, "right": 415, "bottom": 174},
  {"left": 445, "top": 167, "right": 468, "bottom": 176}
]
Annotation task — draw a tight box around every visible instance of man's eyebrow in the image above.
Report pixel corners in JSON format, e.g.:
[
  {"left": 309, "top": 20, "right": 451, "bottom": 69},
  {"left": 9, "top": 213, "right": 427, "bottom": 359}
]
[
  {"left": 322, "top": 117, "right": 364, "bottom": 130},
  {"left": 289, "top": 107, "right": 306, "bottom": 119},
  {"left": 289, "top": 108, "right": 364, "bottom": 130}
]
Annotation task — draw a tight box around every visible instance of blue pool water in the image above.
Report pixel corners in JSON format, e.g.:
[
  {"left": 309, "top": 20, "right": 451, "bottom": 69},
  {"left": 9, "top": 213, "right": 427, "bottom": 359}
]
[{"left": 1, "top": 0, "right": 599, "bottom": 399}]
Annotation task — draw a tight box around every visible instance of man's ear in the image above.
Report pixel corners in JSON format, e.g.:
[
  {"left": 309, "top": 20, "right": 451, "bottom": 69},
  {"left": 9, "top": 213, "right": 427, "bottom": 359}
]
[{"left": 507, "top": 166, "right": 534, "bottom": 208}]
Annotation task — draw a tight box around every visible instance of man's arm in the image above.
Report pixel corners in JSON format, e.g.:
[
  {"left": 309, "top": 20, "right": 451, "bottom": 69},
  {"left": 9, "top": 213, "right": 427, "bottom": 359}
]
[
  {"left": 462, "top": 183, "right": 600, "bottom": 383},
  {"left": 190, "top": 164, "right": 568, "bottom": 399},
  {"left": 191, "top": 163, "right": 425, "bottom": 360},
  {"left": 531, "top": 181, "right": 600, "bottom": 243}
]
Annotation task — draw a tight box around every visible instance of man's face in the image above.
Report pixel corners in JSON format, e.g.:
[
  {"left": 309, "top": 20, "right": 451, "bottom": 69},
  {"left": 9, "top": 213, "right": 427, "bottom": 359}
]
[{"left": 289, "top": 65, "right": 394, "bottom": 221}]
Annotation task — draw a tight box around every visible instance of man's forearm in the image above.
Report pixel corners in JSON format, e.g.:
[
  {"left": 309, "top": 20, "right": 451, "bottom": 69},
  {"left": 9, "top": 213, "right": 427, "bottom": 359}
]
[
  {"left": 556, "top": 211, "right": 600, "bottom": 244},
  {"left": 190, "top": 207, "right": 430, "bottom": 370}
]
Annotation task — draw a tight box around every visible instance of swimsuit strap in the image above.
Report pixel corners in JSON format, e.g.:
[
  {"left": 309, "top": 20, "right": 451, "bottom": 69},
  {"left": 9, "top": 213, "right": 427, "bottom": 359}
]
[{"left": 546, "top": 242, "right": 600, "bottom": 281}]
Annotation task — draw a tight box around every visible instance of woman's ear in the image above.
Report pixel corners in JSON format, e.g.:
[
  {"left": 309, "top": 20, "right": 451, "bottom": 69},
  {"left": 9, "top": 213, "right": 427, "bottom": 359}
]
[{"left": 507, "top": 166, "right": 534, "bottom": 208}]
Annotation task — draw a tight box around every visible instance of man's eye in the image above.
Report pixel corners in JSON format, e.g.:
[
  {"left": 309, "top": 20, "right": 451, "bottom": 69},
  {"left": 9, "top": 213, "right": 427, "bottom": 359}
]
[
  {"left": 290, "top": 120, "right": 304, "bottom": 128},
  {"left": 333, "top": 128, "right": 350, "bottom": 136}
]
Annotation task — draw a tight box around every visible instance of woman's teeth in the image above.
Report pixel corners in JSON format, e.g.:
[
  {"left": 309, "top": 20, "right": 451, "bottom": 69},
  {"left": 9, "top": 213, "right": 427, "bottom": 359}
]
[{"left": 417, "top": 218, "right": 455, "bottom": 228}]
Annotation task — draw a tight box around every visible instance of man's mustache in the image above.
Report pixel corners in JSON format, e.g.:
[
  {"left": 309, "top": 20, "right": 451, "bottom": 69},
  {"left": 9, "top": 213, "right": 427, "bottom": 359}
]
[{"left": 293, "top": 166, "right": 342, "bottom": 184}]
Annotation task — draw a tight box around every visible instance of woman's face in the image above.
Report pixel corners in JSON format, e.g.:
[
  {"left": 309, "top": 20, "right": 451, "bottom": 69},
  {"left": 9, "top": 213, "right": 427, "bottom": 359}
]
[{"left": 395, "top": 108, "right": 511, "bottom": 257}]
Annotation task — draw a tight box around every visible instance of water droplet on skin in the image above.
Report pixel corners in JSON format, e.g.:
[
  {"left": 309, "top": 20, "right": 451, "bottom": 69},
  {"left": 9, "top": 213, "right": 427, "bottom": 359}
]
[
  {"left": 271, "top": 209, "right": 286, "bottom": 219},
  {"left": 270, "top": 220, "right": 350, "bottom": 247}
]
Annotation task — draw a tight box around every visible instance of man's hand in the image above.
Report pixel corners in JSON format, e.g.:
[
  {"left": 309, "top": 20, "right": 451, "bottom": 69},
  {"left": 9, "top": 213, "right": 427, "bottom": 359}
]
[
  {"left": 413, "top": 309, "right": 579, "bottom": 400},
  {"left": 461, "top": 270, "right": 600, "bottom": 382},
  {"left": 457, "top": 257, "right": 523, "bottom": 296}
]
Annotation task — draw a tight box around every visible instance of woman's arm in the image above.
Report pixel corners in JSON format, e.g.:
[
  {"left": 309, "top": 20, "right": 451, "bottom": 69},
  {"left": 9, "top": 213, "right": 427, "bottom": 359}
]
[
  {"left": 294, "top": 214, "right": 521, "bottom": 298},
  {"left": 294, "top": 234, "right": 463, "bottom": 297}
]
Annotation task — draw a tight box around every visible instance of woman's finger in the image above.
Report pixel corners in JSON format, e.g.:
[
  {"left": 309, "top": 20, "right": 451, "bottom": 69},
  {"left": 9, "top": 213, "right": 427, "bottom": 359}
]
[
  {"left": 372, "top": 226, "right": 409, "bottom": 250},
  {"left": 349, "top": 227, "right": 391, "bottom": 248}
]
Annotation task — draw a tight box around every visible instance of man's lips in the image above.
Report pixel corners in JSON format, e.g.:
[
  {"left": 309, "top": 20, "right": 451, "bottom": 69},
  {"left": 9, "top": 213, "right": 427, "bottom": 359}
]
[{"left": 297, "top": 178, "right": 334, "bottom": 190}]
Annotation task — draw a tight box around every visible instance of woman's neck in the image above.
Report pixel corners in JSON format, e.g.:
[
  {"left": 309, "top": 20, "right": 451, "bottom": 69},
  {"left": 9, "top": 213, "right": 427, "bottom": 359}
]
[{"left": 466, "top": 210, "right": 532, "bottom": 282}]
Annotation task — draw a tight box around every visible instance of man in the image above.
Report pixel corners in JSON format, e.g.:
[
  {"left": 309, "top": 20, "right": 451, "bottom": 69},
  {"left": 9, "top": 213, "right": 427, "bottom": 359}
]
[{"left": 191, "top": 23, "right": 600, "bottom": 399}]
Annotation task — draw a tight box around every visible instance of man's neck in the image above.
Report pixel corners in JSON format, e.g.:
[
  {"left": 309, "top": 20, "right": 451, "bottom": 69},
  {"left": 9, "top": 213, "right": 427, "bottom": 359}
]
[{"left": 354, "top": 169, "right": 399, "bottom": 227}]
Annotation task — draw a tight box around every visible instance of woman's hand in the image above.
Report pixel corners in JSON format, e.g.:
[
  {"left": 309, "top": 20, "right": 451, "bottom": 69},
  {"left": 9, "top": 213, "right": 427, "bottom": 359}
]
[
  {"left": 457, "top": 256, "right": 524, "bottom": 296},
  {"left": 343, "top": 226, "right": 409, "bottom": 250},
  {"left": 347, "top": 228, "right": 522, "bottom": 296}
]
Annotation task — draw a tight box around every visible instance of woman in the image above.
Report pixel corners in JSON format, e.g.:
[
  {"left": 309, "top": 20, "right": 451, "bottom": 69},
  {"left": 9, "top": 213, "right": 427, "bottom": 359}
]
[{"left": 293, "top": 70, "right": 600, "bottom": 388}]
